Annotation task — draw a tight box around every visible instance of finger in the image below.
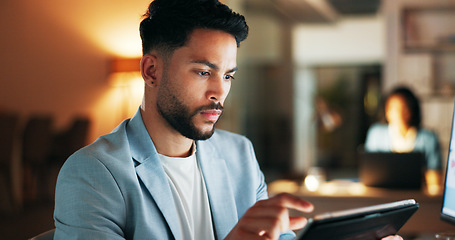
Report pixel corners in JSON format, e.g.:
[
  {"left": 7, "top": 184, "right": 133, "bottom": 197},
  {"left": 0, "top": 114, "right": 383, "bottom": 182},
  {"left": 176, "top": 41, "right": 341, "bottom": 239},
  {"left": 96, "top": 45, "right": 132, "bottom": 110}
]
[
  {"left": 237, "top": 216, "right": 282, "bottom": 239},
  {"left": 253, "top": 194, "right": 312, "bottom": 233},
  {"left": 227, "top": 226, "right": 273, "bottom": 240},
  {"left": 289, "top": 216, "right": 308, "bottom": 230},
  {"left": 233, "top": 194, "right": 313, "bottom": 239},
  {"left": 259, "top": 193, "right": 314, "bottom": 213},
  {"left": 382, "top": 235, "right": 403, "bottom": 240},
  {"left": 242, "top": 205, "right": 291, "bottom": 233},
  {"left": 244, "top": 205, "right": 288, "bottom": 218},
  {"left": 243, "top": 207, "right": 308, "bottom": 233}
]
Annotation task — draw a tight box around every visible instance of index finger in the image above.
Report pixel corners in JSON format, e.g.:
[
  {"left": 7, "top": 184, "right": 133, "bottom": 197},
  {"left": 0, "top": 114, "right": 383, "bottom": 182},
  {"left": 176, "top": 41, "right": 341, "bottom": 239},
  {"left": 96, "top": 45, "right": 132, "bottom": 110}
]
[{"left": 260, "top": 193, "right": 314, "bottom": 213}]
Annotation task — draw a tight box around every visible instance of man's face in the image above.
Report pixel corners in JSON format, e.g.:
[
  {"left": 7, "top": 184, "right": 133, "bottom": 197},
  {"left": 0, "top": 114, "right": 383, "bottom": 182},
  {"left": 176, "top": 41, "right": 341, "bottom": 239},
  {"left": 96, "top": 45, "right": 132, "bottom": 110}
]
[{"left": 156, "top": 29, "right": 238, "bottom": 140}]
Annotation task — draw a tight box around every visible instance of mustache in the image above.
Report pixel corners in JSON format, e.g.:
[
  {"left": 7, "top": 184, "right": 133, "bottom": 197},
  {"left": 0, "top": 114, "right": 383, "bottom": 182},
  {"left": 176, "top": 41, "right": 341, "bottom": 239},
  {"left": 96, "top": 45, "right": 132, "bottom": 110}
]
[{"left": 196, "top": 102, "right": 224, "bottom": 112}]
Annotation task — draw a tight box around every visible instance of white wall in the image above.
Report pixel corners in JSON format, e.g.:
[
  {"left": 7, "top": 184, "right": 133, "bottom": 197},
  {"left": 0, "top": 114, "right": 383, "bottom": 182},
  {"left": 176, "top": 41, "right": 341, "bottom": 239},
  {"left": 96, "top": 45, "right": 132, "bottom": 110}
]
[{"left": 293, "top": 15, "right": 385, "bottom": 66}]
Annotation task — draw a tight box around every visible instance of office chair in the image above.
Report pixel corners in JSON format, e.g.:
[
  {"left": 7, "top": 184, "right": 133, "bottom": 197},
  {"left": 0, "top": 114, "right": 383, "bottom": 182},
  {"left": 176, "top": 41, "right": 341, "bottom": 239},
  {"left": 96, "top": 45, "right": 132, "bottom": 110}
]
[
  {"left": 0, "top": 112, "right": 20, "bottom": 208},
  {"left": 22, "top": 115, "right": 54, "bottom": 201},
  {"left": 50, "top": 116, "right": 90, "bottom": 165},
  {"left": 28, "top": 228, "right": 55, "bottom": 240}
]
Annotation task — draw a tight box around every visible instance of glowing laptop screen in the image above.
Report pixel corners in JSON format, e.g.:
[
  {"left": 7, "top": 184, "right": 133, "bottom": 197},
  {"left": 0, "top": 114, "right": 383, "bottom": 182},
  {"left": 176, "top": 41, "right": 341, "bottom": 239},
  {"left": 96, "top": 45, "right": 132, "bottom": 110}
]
[{"left": 441, "top": 102, "right": 455, "bottom": 225}]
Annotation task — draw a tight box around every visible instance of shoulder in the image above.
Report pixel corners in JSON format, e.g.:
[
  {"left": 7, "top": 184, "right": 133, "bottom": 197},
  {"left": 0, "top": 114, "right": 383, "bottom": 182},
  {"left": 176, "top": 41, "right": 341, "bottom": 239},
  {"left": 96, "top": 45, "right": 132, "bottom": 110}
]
[
  {"left": 54, "top": 127, "right": 131, "bottom": 239},
  {"left": 59, "top": 121, "right": 134, "bottom": 179},
  {"left": 417, "top": 128, "right": 439, "bottom": 141},
  {"left": 208, "top": 129, "right": 251, "bottom": 145},
  {"left": 204, "top": 129, "right": 254, "bottom": 155},
  {"left": 366, "top": 124, "right": 388, "bottom": 138},
  {"left": 199, "top": 129, "right": 257, "bottom": 165},
  {"left": 418, "top": 128, "right": 437, "bottom": 136},
  {"left": 368, "top": 123, "right": 388, "bottom": 132}
]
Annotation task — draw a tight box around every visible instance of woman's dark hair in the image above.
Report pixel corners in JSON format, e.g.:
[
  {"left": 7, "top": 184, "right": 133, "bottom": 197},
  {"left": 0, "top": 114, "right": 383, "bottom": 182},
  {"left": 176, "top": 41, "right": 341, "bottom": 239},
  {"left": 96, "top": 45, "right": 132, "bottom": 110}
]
[
  {"left": 139, "top": 0, "right": 249, "bottom": 56},
  {"left": 384, "top": 86, "right": 422, "bottom": 128}
]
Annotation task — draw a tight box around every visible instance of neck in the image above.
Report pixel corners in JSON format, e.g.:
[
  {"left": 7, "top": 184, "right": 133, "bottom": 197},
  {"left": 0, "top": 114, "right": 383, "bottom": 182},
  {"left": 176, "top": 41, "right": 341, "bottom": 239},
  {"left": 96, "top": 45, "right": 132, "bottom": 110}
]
[
  {"left": 140, "top": 99, "right": 194, "bottom": 158},
  {"left": 395, "top": 123, "right": 412, "bottom": 137}
]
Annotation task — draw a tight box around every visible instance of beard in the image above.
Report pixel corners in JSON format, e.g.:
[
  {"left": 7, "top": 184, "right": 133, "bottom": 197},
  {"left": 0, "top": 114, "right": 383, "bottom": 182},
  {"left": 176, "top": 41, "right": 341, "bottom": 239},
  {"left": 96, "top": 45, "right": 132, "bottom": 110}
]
[{"left": 156, "top": 74, "right": 223, "bottom": 140}]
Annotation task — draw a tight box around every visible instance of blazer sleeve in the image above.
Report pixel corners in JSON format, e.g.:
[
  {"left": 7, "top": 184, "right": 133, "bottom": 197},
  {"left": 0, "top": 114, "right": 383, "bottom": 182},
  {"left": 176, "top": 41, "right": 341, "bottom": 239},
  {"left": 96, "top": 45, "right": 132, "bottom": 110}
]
[
  {"left": 53, "top": 152, "right": 127, "bottom": 240},
  {"left": 238, "top": 135, "right": 296, "bottom": 240},
  {"left": 245, "top": 141, "right": 296, "bottom": 240}
]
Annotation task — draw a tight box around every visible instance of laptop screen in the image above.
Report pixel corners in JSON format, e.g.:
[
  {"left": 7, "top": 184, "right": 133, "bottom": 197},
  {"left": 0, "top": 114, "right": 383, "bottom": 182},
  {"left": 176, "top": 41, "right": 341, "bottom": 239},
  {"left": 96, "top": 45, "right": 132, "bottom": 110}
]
[{"left": 441, "top": 102, "right": 455, "bottom": 225}]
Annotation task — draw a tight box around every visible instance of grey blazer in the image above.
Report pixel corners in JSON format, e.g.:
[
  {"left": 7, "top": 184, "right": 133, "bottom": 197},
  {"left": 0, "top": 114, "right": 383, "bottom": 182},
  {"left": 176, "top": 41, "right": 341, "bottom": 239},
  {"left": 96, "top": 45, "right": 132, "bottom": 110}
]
[{"left": 53, "top": 109, "right": 295, "bottom": 240}]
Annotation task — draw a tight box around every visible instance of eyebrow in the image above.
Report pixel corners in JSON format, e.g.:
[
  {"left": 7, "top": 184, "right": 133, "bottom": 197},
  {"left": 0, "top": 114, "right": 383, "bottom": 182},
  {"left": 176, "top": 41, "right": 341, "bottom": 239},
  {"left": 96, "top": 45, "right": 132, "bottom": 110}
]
[{"left": 191, "top": 60, "right": 238, "bottom": 73}]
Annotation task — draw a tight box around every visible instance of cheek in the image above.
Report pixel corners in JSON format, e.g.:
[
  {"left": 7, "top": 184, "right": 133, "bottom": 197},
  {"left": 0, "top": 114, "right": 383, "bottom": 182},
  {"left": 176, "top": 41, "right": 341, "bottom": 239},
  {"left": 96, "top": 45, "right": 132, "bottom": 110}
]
[
  {"left": 176, "top": 84, "right": 203, "bottom": 106},
  {"left": 386, "top": 108, "right": 401, "bottom": 123},
  {"left": 222, "top": 81, "right": 232, "bottom": 99},
  {"left": 385, "top": 107, "right": 395, "bottom": 119}
]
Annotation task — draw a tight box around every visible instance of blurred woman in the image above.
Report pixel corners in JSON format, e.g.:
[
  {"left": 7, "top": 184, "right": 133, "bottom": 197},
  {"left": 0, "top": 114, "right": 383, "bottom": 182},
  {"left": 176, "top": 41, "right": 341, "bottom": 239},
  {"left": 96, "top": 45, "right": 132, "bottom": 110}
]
[{"left": 364, "top": 87, "right": 442, "bottom": 190}]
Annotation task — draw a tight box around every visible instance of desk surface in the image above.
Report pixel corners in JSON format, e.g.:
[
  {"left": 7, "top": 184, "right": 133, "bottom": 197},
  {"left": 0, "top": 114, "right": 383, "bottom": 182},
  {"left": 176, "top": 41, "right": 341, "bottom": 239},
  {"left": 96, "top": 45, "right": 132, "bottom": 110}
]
[{"left": 268, "top": 180, "right": 455, "bottom": 235}]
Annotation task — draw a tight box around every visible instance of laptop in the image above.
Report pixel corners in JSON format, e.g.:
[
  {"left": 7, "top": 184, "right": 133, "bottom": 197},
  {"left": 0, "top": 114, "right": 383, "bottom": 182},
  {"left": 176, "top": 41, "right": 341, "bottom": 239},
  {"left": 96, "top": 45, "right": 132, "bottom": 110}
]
[
  {"left": 359, "top": 151, "right": 425, "bottom": 189},
  {"left": 441, "top": 101, "right": 455, "bottom": 225}
]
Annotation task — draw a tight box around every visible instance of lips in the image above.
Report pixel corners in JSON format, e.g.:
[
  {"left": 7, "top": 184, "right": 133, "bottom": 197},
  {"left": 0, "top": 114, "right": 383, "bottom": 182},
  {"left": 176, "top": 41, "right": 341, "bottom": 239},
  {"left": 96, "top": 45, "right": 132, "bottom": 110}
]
[{"left": 200, "top": 109, "right": 222, "bottom": 122}]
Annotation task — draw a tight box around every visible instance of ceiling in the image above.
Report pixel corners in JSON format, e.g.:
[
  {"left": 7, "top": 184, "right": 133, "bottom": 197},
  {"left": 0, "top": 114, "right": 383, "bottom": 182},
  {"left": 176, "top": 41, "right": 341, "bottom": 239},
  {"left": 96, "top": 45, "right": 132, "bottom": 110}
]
[
  {"left": 327, "top": 0, "right": 381, "bottom": 15},
  {"left": 244, "top": 0, "right": 382, "bottom": 23}
]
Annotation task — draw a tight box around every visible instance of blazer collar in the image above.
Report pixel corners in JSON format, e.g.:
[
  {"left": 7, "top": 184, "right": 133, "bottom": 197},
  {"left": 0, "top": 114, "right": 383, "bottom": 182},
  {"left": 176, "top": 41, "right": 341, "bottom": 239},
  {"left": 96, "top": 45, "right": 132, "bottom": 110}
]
[
  {"left": 126, "top": 109, "right": 183, "bottom": 240},
  {"left": 126, "top": 109, "right": 238, "bottom": 239}
]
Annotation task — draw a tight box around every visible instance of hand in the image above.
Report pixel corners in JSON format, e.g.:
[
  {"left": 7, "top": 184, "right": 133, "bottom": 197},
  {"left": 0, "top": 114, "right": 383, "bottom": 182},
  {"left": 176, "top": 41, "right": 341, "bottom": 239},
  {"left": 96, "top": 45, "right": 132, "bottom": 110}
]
[
  {"left": 381, "top": 235, "right": 403, "bottom": 240},
  {"left": 225, "top": 193, "right": 314, "bottom": 240}
]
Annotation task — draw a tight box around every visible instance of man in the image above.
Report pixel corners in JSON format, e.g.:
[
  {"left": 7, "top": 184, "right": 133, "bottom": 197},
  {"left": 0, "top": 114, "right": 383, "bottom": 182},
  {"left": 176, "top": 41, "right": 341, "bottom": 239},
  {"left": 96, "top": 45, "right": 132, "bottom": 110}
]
[{"left": 54, "top": 0, "right": 403, "bottom": 239}]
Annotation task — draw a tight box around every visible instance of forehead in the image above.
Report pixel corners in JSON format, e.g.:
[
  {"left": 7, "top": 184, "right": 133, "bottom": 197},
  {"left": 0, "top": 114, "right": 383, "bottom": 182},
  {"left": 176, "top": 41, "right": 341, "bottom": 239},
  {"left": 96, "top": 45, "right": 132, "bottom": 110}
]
[
  {"left": 388, "top": 94, "right": 405, "bottom": 102},
  {"left": 387, "top": 95, "right": 407, "bottom": 108},
  {"left": 169, "top": 28, "right": 238, "bottom": 68}
]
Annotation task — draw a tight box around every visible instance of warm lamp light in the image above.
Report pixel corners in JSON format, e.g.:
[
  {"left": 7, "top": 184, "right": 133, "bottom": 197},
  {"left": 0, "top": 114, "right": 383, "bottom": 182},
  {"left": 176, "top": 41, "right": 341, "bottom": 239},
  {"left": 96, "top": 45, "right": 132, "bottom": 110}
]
[
  {"left": 425, "top": 170, "right": 442, "bottom": 196},
  {"left": 108, "top": 57, "right": 144, "bottom": 120},
  {"left": 111, "top": 57, "right": 142, "bottom": 73},
  {"left": 109, "top": 57, "right": 142, "bottom": 87},
  {"left": 304, "top": 167, "right": 326, "bottom": 192},
  {"left": 304, "top": 175, "right": 322, "bottom": 192}
]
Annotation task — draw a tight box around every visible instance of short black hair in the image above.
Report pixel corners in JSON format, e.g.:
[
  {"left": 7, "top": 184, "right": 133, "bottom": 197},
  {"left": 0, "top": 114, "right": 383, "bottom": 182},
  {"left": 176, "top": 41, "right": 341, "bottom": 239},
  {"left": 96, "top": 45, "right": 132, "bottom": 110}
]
[
  {"left": 386, "top": 86, "right": 422, "bottom": 128},
  {"left": 139, "top": 0, "right": 249, "bottom": 56}
]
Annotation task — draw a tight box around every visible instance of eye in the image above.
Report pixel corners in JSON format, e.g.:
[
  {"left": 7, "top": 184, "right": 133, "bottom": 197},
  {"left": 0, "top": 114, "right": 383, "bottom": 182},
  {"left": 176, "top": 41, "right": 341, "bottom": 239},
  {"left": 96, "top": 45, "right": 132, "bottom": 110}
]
[
  {"left": 224, "top": 75, "right": 235, "bottom": 81},
  {"left": 197, "top": 71, "right": 210, "bottom": 76}
]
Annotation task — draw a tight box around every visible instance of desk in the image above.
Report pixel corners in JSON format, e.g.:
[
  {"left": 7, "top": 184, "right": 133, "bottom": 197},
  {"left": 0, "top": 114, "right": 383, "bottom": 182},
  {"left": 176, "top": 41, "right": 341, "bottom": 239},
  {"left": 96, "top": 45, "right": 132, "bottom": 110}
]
[{"left": 268, "top": 180, "right": 455, "bottom": 236}]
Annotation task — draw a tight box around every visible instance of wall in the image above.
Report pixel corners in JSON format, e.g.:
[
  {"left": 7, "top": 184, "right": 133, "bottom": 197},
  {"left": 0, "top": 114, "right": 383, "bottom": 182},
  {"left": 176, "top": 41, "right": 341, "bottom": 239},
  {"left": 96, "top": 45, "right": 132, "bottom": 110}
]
[
  {"left": 293, "top": 15, "right": 385, "bottom": 66},
  {"left": 0, "top": 0, "right": 150, "bottom": 144},
  {"left": 0, "top": 0, "right": 282, "bottom": 145},
  {"left": 0, "top": 0, "right": 151, "bottom": 209}
]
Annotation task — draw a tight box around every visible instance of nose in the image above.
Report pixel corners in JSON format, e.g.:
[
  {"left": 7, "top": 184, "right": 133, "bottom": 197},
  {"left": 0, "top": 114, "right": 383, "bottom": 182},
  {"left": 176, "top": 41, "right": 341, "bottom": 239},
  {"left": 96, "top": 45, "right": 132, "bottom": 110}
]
[{"left": 206, "top": 74, "right": 230, "bottom": 103}]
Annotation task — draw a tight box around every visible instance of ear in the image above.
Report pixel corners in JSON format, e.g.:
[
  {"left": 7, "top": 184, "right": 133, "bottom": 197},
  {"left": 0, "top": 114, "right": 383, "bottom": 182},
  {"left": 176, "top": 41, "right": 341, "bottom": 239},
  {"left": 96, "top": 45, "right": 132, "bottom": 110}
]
[{"left": 141, "top": 53, "right": 162, "bottom": 87}]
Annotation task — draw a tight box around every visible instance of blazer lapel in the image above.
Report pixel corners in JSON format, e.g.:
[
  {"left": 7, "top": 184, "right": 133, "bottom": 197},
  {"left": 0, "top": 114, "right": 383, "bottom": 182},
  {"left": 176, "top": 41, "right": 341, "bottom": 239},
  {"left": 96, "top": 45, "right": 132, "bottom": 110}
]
[
  {"left": 127, "top": 110, "right": 182, "bottom": 240},
  {"left": 136, "top": 157, "right": 182, "bottom": 240},
  {"left": 197, "top": 140, "right": 238, "bottom": 239}
]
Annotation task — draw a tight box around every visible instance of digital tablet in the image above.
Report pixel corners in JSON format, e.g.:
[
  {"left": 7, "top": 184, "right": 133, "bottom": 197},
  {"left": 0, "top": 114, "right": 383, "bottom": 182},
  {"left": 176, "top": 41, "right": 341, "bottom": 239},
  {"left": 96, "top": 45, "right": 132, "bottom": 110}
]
[{"left": 296, "top": 199, "right": 419, "bottom": 240}]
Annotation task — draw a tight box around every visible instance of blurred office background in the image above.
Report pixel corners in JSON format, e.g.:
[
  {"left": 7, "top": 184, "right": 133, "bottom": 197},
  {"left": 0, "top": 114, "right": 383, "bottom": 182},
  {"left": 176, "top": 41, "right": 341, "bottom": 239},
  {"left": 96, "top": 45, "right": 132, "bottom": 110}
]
[{"left": 1, "top": 0, "right": 455, "bottom": 239}]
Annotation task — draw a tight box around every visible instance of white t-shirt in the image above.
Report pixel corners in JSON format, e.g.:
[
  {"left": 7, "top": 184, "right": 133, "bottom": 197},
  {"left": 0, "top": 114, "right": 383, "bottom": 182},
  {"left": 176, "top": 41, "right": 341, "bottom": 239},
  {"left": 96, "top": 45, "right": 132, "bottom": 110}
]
[{"left": 159, "top": 148, "right": 215, "bottom": 240}]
